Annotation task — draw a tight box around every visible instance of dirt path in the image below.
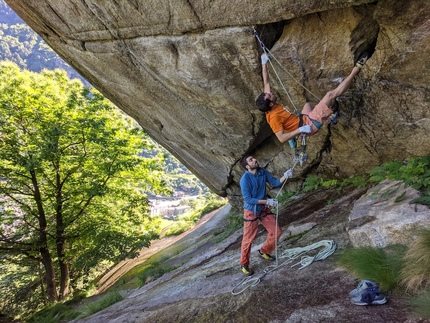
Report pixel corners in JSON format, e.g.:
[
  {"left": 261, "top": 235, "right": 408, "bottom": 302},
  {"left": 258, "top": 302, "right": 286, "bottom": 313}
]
[{"left": 96, "top": 205, "right": 230, "bottom": 293}]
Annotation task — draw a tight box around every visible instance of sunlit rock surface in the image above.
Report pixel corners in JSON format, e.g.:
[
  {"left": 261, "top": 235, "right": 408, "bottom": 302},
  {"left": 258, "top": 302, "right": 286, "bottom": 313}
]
[{"left": 5, "top": 0, "right": 430, "bottom": 207}]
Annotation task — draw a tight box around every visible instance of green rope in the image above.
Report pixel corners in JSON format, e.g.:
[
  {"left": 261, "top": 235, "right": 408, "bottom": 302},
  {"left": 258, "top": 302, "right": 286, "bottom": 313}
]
[
  {"left": 262, "top": 47, "right": 300, "bottom": 115},
  {"left": 264, "top": 47, "right": 321, "bottom": 102}
]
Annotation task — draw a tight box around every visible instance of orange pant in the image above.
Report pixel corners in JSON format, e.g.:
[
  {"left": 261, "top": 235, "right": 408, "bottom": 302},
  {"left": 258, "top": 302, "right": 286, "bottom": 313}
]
[{"left": 240, "top": 208, "right": 282, "bottom": 266}]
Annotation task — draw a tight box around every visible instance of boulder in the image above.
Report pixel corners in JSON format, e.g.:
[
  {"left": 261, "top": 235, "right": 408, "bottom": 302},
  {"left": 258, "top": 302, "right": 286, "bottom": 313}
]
[{"left": 347, "top": 180, "right": 430, "bottom": 247}]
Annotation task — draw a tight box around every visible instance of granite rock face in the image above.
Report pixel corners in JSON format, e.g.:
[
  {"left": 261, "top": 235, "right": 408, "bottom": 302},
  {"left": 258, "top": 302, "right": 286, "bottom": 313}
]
[
  {"left": 347, "top": 180, "right": 430, "bottom": 247},
  {"left": 5, "top": 0, "right": 430, "bottom": 207}
]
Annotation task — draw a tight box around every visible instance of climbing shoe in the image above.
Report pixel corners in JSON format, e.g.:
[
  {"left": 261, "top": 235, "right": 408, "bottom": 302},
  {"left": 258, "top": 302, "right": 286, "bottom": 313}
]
[
  {"left": 329, "top": 111, "right": 340, "bottom": 125},
  {"left": 241, "top": 265, "right": 254, "bottom": 276},
  {"left": 349, "top": 280, "right": 378, "bottom": 299},
  {"left": 355, "top": 52, "right": 369, "bottom": 69},
  {"left": 331, "top": 99, "right": 339, "bottom": 113},
  {"left": 351, "top": 286, "right": 387, "bottom": 305},
  {"left": 258, "top": 250, "right": 276, "bottom": 262}
]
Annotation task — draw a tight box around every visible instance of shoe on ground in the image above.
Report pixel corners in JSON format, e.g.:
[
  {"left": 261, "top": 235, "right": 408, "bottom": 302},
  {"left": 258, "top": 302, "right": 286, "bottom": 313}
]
[
  {"left": 355, "top": 52, "right": 369, "bottom": 69},
  {"left": 258, "top": 249, "right": 276, "bottom": 262},
  {"left": 349, "top": 280, "right": 378, "bottom": 299},
  {"left": 351, "top": 286, "right": 387, "bottom": 305},
  {"left": 241, "top": 265, "right": 254, "bottom": 276}
]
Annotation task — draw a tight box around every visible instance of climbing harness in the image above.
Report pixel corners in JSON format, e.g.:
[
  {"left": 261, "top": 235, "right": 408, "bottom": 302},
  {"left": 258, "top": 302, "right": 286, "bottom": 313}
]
[
  {"left": 290, "top": 114, "right": 309, "bottom": 166},
  {"left": 231, "top": 160, "right": 337, "bottom": 295},
  {"left": 253, "top": 28, "right": 321, "bottom": 166}
]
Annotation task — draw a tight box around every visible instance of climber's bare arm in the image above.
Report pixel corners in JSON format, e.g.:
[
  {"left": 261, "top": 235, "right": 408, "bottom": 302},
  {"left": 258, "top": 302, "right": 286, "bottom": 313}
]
[
  {"left": 275, "top": 128, "right": 301, "bottom": 143},
  {"left": 262, "top": 63, "right": 271, "bottom": 94}
]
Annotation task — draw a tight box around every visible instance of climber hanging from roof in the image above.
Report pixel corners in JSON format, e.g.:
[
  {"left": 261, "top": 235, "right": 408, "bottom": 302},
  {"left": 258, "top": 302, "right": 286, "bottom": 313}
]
[{"left": 255, "top": 51, "right": 368, "bottom": 144}]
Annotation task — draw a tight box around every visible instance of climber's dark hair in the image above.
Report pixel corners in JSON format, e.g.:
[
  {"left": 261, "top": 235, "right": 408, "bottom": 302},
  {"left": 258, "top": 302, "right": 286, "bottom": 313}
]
[
  {"left": 240, "top": 154, "right": 251, "bottom": 170},
  {"left": 255, "top": 93, "right": 271, "bottom": 112}
]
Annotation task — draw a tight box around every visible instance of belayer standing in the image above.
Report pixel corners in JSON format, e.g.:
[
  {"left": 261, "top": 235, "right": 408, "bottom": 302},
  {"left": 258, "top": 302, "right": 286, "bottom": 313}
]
[
  {"left": 239, "top": 154, "right": 293, "bottom": 276},
  {"left": 255, "top": 52, "right": 368, "bottom": 144}
]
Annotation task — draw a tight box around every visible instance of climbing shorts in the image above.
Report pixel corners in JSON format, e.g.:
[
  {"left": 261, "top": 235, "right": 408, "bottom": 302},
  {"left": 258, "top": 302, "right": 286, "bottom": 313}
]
[{"left": 306, "top": 101, "right": 334, "bottom": 134}]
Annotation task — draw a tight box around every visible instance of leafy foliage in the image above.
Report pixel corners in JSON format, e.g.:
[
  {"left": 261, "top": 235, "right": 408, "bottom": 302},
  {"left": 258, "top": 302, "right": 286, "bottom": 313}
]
[
  {"left": 369, "top": 156, "right": 430, "bottom": 205},
  {"left": 0, "top": 61, "right": 168, "bottom": 315},
  {"left": 301, "top": 156, "right": 430, "bottom": 206},
  {"left": 163, "top": 194, "right": 227, "bottom": 236},
  {"left": 0, "top": 2, "right": 86, "bottom": 84}
]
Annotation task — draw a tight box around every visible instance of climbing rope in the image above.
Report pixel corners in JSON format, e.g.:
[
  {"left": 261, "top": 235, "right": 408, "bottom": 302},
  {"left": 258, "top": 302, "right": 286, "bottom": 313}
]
[
  {"left": 253, "top": 28, "right": 321, "bottom": 107},
  {"left": 231, "top": 238, "right": 337, "bottom": 295},
  {"left": 232, "top": 33, "right": 338, "bottom": 295},
  {"left": 253, "top": 28, "right": 316, "bottom": 166}
]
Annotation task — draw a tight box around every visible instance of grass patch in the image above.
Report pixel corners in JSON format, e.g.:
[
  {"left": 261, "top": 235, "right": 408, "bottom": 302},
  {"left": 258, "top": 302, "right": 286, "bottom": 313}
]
[
  {"left": 163, "top": 195, "right": 227, "bottom": 237},
  {"left": 408, "top": 290, "right": 430, "bottom": 318},
  {"left": 77, "top": 292, "right": 123, "bottom": 319},
  {"left": 26, "top": 303, "right": 80, "bottom": 323},
  {"left": 400, "top": 229, "right": 430, "bottom": 293},
  {"left": 336, "top": 245, "right": 406, "bottom": 292},
  {"left": 136, "top": 261, "right": 176, "bottom": 287},
  {"left": 337, "top": 232, "right": 430, "bottom": 319}
]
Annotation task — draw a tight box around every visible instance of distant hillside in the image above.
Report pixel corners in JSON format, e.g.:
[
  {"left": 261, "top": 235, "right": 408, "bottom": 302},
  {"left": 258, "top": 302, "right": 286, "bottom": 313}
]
[
  {"left": 0, "top": 0, "right": 88, "bottom": 84},
  {"left": 0, "top": 0, "right": 209, "bottom": 196}
]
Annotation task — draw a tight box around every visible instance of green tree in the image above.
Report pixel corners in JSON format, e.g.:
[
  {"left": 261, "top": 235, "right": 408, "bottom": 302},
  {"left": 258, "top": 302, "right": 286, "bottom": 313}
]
[{"left": 0, "top": 61, "right": 168, "bottom": 308}]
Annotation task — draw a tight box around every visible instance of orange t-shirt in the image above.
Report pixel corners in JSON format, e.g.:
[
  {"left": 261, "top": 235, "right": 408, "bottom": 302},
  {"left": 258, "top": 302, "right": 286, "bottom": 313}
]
[{"left": 266, "top": 103, "right": 300, "bottom": 133}]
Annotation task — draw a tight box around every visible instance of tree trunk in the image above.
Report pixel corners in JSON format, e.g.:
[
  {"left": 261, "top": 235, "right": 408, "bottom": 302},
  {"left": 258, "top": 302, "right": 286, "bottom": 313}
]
[
  {"left": 56, "top": 163, "right": 69, "bottom": 300},
  {"left": 37, "top": 261, "right": 47, "bottom": 304},
  {"left": 57, "top": 240, "right": 70, "bottom": 299},
  {"left": 31, "top": 169, "right": 58, "bottom": 301},
  {"left": 40, "top": 245, "right": 58, "bottom": 302}
]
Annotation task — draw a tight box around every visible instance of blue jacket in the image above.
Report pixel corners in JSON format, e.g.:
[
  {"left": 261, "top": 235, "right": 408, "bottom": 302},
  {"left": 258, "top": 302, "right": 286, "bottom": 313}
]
[{"left": 240, "top": 167, "right": 281, "bottom": 214}]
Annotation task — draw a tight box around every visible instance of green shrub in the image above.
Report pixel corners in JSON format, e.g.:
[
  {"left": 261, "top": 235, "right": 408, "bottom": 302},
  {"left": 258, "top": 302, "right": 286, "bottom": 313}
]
[
  {"left": 302, "top": 156, "right": 430, "bottom": 207},
  {"left": 277, "top": 188, "right": 299, "bottom": 203},
  {"left": 163, "top": 220, "right": 194, "bottom": 236},
  {"left": 336, "top": 245, "right": 405, "bottom": 292},
  {"left": 26, "top": 303, "right": 80, "bottom": 323},
  {"left": 408, "top": 290, "right": 430, "bottom": 318},
  {"left": 369, "top": 156, "right": 430, "bottom": 205},
  {"left": 400, "top": 229, "right": 430, "bottom": 293},
  {"left": 77, "top": 292, "right": 123, "bottom": 318},
  {"left": 303, "top": 174, "right": 366, "bottom": 193},
  {"left": 303, "top": 175, "right": 325, "bottom": 192},
  {"left": 164, "top": 196, "right": 227, "bottom": 237},
  {"left": 337, "top": 175, "right": 368, "bottom": 192}
]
